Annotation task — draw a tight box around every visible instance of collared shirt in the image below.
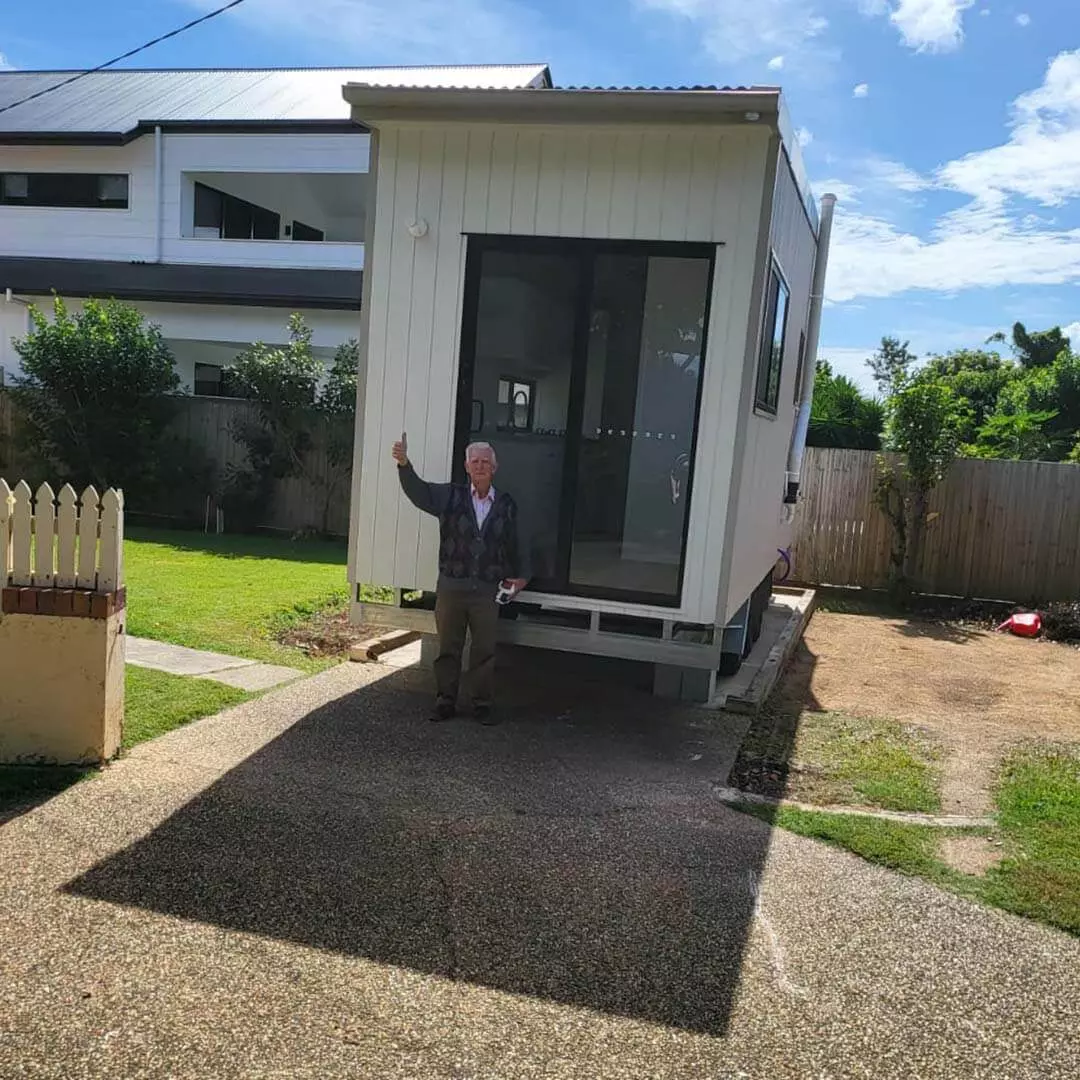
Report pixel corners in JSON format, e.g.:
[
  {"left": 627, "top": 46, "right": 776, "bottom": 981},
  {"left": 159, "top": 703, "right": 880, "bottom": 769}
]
[{"left": 471, "top": 484, "right": 496, "bottom": 530}]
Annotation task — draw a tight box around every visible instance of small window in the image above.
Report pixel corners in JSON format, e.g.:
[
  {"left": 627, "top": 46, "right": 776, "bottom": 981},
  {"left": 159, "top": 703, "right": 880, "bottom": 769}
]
[
  {"left": 0, "top": 172, "right": 129, "bottom": 209},
  {"left": 497, "top": 376, "right": 535, "bottom": 432},
  {"left": 192, "top": 181, "right": 280, "bottom": 240},
  {"left": 754, "top": 262, "right": 790, "bottom": 415},
  {"left": 291, "top": 220, "right": 325, "bottom": 242},
  {"left": 193, "top": 363, "right": 223, "bottom": 397},
  {"left": 793, "top": 329, "right": 807, "bottom": 407}
]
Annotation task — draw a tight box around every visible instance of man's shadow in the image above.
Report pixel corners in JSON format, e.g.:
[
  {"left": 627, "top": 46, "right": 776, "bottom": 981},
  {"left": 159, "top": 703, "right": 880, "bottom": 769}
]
[{"left": 66, "top": 647, "right": 772, "bottom": 1036}]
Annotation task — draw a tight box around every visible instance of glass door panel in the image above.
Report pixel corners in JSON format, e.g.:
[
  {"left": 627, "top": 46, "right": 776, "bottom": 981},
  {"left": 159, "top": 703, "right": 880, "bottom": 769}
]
[
  {"left": 458, "top": 247, "right": 580, "bottom": 591},
  {"left": 569, "top": 254, "right": 711, "bottom": 602},
  {"left": 455, "top": 238, "right": 713, "bottom": 606}
]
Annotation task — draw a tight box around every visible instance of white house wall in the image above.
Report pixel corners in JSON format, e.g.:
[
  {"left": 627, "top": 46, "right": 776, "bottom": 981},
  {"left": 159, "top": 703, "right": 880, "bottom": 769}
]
[
  {"left": 721, "top": 147, "right": 817, "bottom": 623},
  {"left": 0, "top": 141, "right": 157, "bottom": 261},
  {"left": 161, "top": 132, "right": 368, "bottom": 269},
  {"left": 0, "top": 131, "right": 368, "bottom": 270},
  {"left": 0, "top": 298, "right": 30, "bottom": 385},
  {"left": 352, "top": 122, "right": 772, "bottom": 624}
]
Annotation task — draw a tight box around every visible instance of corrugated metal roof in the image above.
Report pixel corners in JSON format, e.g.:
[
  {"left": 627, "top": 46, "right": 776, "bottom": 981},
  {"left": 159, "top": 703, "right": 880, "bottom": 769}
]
[{"left": 0, "top": 65, "right": 551, "bottom": 136}]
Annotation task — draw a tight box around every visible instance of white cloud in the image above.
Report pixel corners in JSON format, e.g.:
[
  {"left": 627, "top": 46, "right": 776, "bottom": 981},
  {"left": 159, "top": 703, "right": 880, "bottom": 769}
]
[
  {"left": 181, "top": 0, "right": 536, "bottom": 62},
  {"left": 853, "top": 82, "right": 870, "bottom": 97},
  {"left": 768, "top": 55, "right": 785, "bottom": 70},
  {"left": 797, "top": 126, "right": 814, "bottom": 148},
  {"left": 0, "top": 53, "right": 13, "bottom": 71},
  {"left": 814, "top": 178, "right": 862, "bottom": 204},
  {"left": 863, "top": 158, "right": 930, "bottom": 191},
  {"left": 638, "top": 0, "right": 828, "bottom": 63},
  {"left": 817, "top": 346, "right": 879, "bottom": 394},
  {"left": 1063, "top": 321, "right": 1080, "bottom": 344},
  {"left": 1015, "top": 12, "right": 1030, "bottom": 25},
  {"left": 826, "top": 50, "right": 1080, "bottom": 303},
  {"left": 979, "top": 6, "right": 990, "bottom": 14},
  {"left": 888, "top": 0, "right": 974, "bottom": 51},
  {"left": 939, "top": 50, "right": 1080, "bottom": 206},
  {"left": 858, "top": 0, "right": 975, "bottom": 51}
]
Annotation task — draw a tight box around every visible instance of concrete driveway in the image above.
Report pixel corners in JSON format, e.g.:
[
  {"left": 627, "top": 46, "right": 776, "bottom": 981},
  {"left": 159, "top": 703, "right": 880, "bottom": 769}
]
[{"left": 1, "top": 649, "right": 1078, "bottom": 1079}]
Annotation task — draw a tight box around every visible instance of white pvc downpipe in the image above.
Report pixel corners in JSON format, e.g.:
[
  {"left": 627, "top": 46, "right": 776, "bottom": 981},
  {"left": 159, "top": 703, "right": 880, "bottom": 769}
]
[
  {"left": 784, "top": 191, "right": 836, "bottom": 504},
  {"left": 153, "top": 125, "right": 163, "bottom": 262}
]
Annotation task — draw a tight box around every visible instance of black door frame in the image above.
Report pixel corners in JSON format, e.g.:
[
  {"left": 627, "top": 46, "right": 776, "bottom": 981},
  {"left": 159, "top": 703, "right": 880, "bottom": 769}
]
[{"left": 454, "top": 234, "right": 717, "bottom": 608}]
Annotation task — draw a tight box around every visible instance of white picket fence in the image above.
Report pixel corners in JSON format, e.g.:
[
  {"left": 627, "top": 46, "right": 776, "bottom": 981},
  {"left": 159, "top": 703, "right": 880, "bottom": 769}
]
[{"left": 0, "top": 479, "right": 124, "bottom": 593}]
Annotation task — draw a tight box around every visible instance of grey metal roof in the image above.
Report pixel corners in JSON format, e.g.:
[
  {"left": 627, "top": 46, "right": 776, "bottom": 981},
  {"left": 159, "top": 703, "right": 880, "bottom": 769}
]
[
  {"left": 0, "top": 65, "right": 551, "bottom": 139},
  {"left": 0, "top": 256, "right": 363, "bottom": 310}
]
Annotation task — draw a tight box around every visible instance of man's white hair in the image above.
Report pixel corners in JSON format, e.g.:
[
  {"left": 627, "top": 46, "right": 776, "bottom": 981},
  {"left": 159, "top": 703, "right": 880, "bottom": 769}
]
[{"left": 465, "top": 441, "right": 497, "bottom": 467}]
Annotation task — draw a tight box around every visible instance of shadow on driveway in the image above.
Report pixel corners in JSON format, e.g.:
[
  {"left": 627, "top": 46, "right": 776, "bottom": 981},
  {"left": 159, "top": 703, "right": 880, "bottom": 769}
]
[{"left": 65, "top": 647, "right": 768, "bottom": 1036}]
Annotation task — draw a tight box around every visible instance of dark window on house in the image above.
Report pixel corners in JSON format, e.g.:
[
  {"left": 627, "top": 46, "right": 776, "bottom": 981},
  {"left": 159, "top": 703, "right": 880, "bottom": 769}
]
[
  {"left": 754, "top": 262, "right": 790, "bottom": 415},
  {"left": 291, "top": 220, "right": 325, "bottom": 242},
  {"left": 1, "top": 172, "right": 129, "bottom": 209},
  {"left": 193, "top": 181, "right": 280, "bottom": 240},
  {"left": 193, "top": 363, "right": 223, "bottom": 397},
  {"left": 496, "top": 376, "right": 536, "bottom": 431},
  {"left": 793, "top": 329, "right": 807, "bottom": 407}
]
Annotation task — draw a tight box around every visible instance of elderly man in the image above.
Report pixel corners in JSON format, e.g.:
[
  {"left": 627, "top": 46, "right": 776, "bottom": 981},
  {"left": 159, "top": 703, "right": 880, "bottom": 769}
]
[{"left": 392, "top": 434, "right": 529, "bottom": 724}]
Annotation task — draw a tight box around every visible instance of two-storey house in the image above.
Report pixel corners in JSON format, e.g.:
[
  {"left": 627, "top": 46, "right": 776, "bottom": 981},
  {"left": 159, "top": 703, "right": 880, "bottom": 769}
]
[{"left": 0, "top": 64, "right": 550, "bottom": 391}]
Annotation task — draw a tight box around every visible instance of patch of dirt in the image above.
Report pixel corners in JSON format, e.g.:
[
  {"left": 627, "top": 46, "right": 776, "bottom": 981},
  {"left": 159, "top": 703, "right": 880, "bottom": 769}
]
[
  {"left": 787, "top": 611, "right": 1080, "bottom": 815},
  {"left": 276, "top": 609, "right": 376, "bottom": 659},
  {"left": 940, "top": 835, "right": 1006, "bottom": 876}
]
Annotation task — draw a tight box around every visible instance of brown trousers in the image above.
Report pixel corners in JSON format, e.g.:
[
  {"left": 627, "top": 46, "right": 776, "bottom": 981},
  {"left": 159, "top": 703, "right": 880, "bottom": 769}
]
[{"left": 434, "top": 588, "right": 499, "bottom": 708}]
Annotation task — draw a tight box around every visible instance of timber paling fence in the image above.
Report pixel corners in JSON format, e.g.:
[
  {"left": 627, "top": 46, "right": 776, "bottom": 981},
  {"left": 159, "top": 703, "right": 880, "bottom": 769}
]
[
  {"left": 790, "top": 447, "right": 1080, "bottom": 604},
  {"left": 1, "top": 391, "right": 350, "bottom": 538},
  {"left": 1, "top": 479, "right": 123, "bottom": 592}
]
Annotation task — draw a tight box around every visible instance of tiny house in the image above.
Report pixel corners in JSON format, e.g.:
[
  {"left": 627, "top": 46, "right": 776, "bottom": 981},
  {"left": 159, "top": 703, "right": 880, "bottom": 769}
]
[{"left": 344, "top": 81, "right": 835, "bottom": 701}]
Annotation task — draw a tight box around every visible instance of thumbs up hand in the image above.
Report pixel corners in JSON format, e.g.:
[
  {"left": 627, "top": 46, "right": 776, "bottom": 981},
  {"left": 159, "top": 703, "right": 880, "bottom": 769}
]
[{"left": 392, "top": 432, "right": 409, "bottom": 467}]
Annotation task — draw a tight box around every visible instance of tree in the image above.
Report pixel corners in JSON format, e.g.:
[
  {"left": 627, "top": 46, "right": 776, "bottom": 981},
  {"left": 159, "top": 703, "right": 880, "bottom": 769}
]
[
  {"left": 11, "top": 297, "right": 184, "bottom": 498},
  {"left": 222, "top": 314, "right": 358, "bottom": 534},
  {"left": 874, "top": 378, "right": 962, "bottom": 599},
  {"left": 909, "top": 349, "right": 1017, "bottom": 448},
  {"left": 867, "top": 336, "right": 918, "bottom": 398},
  {"left": 807, "top": 360, "right": 885, "bottom": 449},
  {"left": 975, "top": 345, "right": 1080, "bottom": 461},
  {"left": 989, "top": 321, "right": 1070, "bottom": 369}
]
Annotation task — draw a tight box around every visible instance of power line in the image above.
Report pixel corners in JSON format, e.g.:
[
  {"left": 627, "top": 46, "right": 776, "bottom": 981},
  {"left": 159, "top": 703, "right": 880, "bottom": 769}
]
[{"left": 0, "top": 0, "right": 250, "bottom": 118}]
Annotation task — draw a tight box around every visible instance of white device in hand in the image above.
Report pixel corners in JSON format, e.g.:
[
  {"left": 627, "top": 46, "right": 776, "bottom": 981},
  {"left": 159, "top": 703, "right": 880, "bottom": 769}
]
[{"left": 495, "top": 581, "right": 516, "bottom": 606}]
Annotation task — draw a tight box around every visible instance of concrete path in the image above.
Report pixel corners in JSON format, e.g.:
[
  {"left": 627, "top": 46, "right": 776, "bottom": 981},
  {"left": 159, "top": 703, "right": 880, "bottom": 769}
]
[
  {"left": 2, "top": 649, "right": 1079, "bottom": 1079},
  {"left": 126, "top": 635, "right": 302, "bottom": 691}
]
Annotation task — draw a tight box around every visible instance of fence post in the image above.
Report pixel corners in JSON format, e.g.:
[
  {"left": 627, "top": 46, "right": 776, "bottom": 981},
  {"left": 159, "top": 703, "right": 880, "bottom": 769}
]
[
  {"left": 11, "top": 480, "right": 32, "bottom": 587},
  {"left": 0, "top": 476, "right": 125, "bottom": 765},
  {"left": 0, "top": 478, "right": 11, "bottom": 582},
  {"left": 56, "top": 484, "right": 78, "bottom": 588},
  {"left": 34, "top": 482, "right": 55, "bottom": 588},
  {"left": 77, "top": 485, "right": 99, "bottom": 590},
  {"left": 98, "top": 488, "right": 124, "bottom": 593}
]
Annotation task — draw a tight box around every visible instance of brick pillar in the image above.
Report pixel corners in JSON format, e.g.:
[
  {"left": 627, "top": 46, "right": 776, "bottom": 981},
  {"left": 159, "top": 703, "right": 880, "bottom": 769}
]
[{"left": 0, "top": 586, "right": 125, "bottom": 765}]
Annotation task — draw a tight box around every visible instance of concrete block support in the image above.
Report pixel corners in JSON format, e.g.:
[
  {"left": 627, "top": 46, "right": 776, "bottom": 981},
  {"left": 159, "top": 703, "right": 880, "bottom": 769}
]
[{"left": 0, "top": 587, "right": 125, "bottom": 765}]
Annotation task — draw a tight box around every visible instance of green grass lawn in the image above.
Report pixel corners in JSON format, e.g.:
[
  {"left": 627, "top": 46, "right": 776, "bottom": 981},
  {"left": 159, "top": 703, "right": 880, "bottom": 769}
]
[
  {"left": 124, "top": 666, "right": 251, "bottom": 748},
  {"left": 125, "top": 527, "right": 351, "bottom": 670},
  {"left": 733, "top": 706, "right": 942, "bottom": 814},
  {"left": 738, "top": 744, "right": 1080, "bottom": 938}
]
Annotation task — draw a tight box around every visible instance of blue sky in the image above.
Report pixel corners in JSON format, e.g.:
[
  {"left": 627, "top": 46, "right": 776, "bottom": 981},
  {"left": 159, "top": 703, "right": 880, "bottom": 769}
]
[{"left": 4, "top": 0, "right": 1080, "bottom": 393}]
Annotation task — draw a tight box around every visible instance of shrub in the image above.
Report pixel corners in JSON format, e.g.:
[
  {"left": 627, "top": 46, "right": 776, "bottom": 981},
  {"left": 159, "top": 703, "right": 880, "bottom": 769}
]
[{"left": 10, "top": 297, "right": 183, "bottom": 500}]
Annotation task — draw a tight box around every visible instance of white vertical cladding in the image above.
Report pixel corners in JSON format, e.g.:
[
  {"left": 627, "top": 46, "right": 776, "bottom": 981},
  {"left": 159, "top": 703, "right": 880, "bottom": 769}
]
[
  {"left": 721, "top": 148, "right": 818, "bottom": 623},
  {"left": 353, "top": 121, "right": 774, "bottom": 623},
  {"left": 0, "top": 140, "right": 156, "bottom": 260}
]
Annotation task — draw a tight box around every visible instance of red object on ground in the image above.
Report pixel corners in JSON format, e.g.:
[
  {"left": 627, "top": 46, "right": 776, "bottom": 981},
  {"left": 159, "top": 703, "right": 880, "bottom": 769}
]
[{"left": 996, "top": 612, "right": 1042, "bottom": 637}]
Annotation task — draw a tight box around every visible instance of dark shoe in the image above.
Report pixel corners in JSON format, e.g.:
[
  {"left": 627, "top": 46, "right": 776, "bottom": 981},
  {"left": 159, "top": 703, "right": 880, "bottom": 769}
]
[
  {"left": 429, "top": 702, "right": 456, "bottom": 723},
  {"left": 474, "top": 705, "right": 501, "bottom": 726}
]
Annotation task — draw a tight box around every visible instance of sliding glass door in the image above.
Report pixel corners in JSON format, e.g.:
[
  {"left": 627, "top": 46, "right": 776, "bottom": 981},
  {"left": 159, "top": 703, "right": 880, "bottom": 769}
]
[{"left": 455, "top": 237, "right": 714, "bottom": 606}]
